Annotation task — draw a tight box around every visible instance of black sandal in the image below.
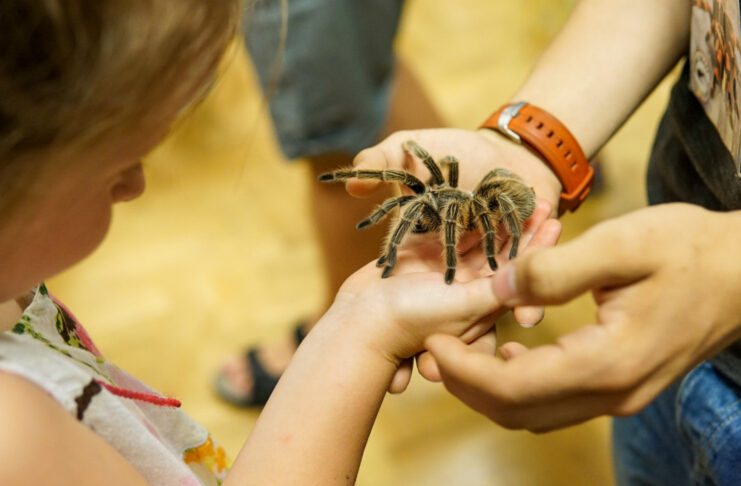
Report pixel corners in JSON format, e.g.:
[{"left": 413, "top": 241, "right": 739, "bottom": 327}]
[{"left": 214, "top": 323, "right": 307, "bottom": 407}]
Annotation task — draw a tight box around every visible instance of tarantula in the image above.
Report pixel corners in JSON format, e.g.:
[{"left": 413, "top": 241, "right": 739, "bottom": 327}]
[{"left": 318, "top": 140, "right": 536, "bottom": 284}]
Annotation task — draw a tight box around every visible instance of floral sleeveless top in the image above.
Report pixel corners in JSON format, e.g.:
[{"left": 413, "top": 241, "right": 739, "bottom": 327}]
[{"left": 0, "top": 284, "right": 231, "bottom": 486}]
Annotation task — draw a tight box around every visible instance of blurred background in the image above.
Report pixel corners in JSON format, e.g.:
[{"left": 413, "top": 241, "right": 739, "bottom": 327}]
[{"left": 48, "top": 1, "right": 680, "bottom": 484}]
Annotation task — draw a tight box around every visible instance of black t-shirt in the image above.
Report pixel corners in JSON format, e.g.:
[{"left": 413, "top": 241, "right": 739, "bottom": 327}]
[{"left": 647, "top": 61, "right": 741, "bottom": 384}]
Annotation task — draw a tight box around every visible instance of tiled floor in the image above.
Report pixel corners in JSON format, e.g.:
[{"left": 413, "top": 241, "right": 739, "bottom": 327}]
[{"left": 48, "top": 1, "right": 680, "bottom": 484}]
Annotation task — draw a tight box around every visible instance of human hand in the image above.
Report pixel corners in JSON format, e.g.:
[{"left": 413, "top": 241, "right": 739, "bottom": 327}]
[
  {"left": 348, "top": 128, "right": 562, "bottom": 215},
  {"left": 325, "top": 201, "right": 561, "bottom": 386},
  {"left": 390, "top": 200, "right": 562, "bottom": 390},
  {"left": 343, "top": 128, "right": 563, "bottom": 329},
  {"left": 425, "top": 203, "right": 741, "bottom": 432}
]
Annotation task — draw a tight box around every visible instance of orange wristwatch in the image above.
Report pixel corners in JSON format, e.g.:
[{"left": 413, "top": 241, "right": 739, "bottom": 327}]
[{"left": 480, "top": 102, "right": 594, "bottom": 214}]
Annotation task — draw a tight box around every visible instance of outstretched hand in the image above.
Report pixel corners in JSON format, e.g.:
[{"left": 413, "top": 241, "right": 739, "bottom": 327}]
[
  {"left": 329, "top": 200, "right": 561, "bottom": 393},
  {"left": 349, "top": 128, "right": 563, "bottom": 214},
  {"left": 342, "top": 128, "right": 564, "bottom": 330},
  {"left": 425, "top": 204, "right": 741, "bottom": 432}
]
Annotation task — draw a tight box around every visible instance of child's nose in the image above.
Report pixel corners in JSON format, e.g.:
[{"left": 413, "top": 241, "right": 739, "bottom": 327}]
[{"left": 111, "top": 162, "right": 146, "bottom": 202}]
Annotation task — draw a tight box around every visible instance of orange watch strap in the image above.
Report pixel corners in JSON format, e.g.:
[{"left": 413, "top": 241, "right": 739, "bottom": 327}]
[{"left": 480, "top": 102, "right": 594, "bottom": 214}]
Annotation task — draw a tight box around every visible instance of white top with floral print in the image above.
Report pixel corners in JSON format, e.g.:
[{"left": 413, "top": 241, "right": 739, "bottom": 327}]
[{"left": 0, "top": 284, "right": 230, "bottom": 486}]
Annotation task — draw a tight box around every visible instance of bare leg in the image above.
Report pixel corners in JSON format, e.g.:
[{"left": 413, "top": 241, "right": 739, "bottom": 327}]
[
  {"left": 311, "top": 154, "right": 394, "bottom": 301},
  {"left": 219, "top": 58, "right": 445, "bottom": 403}
]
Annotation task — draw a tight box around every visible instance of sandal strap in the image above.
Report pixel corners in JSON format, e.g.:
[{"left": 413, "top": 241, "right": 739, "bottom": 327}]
[
  {"left": 245, "top": 348, "right": 281, "bottom": 406},
  {"left": 294, "top": 323, "right": 308, "bottom": 345}
]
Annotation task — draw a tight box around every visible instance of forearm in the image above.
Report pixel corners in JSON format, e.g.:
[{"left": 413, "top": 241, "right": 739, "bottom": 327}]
[
  {"left": 224, "top": 311, "right": 396, "bottom": 485},
  {"left": 511, "top": 0, "right": 690, "bottom": 158}
]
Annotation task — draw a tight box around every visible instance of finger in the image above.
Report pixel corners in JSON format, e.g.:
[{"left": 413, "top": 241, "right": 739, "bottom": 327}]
[
  {"left": 469, "top": 370, "right": 666, "bottom": 433},
  {"left": 424, "top": 334, "right": 498, "bottom": 390},
  {"left": 492, "top": 221, "right": 653, "bottom": 307},
  {"left": 458, "top": 312, "right": 499, "bottom": 343},
  {"left": 396, "top": 274, "right": 501, "bottom": 322},
  {"left": 512, "top": 217, "right": 561, "bottom": 327},
  {"left": 499, "top": 341, "right": 528, "bottom": 360},
  {"left": 495, "top": 200, "right": 554, "bottom": 260},
  {"left": 429, "top": 326, "right": 663, "bottom": 432},
  {"left": 464, "top": 326, "right": 498, "bottom": 353},
  {"left": 345, "top": 147, "right": 388, "bottom": 197},
  {"left": 419, "top": 328, "right": 498, "bottom": 382},
  {"left": 478, "top": 353, "right": 671, "bottom": 432},
  {"left": 521, "top": 213, "right": 562, "bottom": 254},
  {"left": 347, "top": 134, "right": 414, "bottom": 197},
  {"left": 517, "top": 200, "right": 556, "bottom": 251},
  {"left": 485, "top": 389, "right": 626, "bottom": 432},
  {"left": 513, "top": 306, "right": 545, "bottom": 327},
  {"left": 416, "top": 352, "right": 440, "bottom": 382},
  {"left": 429, "top": 323, "right": 623, "bottom": 404},
  {"left": 388, "top": 357, "right": 414, "bottom": 394}
]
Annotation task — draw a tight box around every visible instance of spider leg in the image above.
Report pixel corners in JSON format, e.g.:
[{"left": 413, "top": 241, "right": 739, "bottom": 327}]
[
  {"left": 441, "top": 200, "right": 464, "bottom": 284},
  {"left": 473, "top": 168, "right": 515, "bottom": 193},
  {"left": 473, "top": 198, "right": 498, "bottom": 271},
  {"left": 402, "top": 140, "right": 445, "bottom": 186},
  {"left": 439, "top": 155, "right": 459, "bottom": 188},
  {"left": 381, "top": 199, "right": 426, "bottom": 278},
  {"left": 496, "top": 194, "right": 524, "bottom": 260},
  {"left": 356, "top": 195, "right": 415, "bottom": 230},
  {"left": 318, "top": 168, "right": 426, "bottom": 194}
]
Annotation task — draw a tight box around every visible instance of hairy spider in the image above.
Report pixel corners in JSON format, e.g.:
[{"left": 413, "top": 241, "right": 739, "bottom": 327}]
[{"left": 318, "top": 140, "right": 536, "bottom": 284}]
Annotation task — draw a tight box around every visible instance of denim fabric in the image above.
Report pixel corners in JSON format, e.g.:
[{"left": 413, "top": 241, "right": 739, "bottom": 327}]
[
  {"left": 613, "top": 363, "right": 741, "bottom": 485},
  {"left": 243, "top": 0, "right": 403, "bottom": 158}
]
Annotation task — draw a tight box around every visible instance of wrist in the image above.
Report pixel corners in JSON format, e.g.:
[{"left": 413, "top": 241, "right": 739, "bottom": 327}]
[
  {"left": 476, "top": 127, "right": 562, "bottom": 213},
  {"left": 318, "top": 303, "right": 403, "bottom": 370},
  {"left": 479, "top": 102, "right": 594, "bottom": 215}
]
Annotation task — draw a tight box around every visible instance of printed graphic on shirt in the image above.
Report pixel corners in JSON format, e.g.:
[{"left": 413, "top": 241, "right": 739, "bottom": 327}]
[{"left": 689, "top": 0, "right": 741, "bottom": 174}]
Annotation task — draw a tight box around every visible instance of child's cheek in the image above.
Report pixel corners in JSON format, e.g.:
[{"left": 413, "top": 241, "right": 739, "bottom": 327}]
[{"left": 43, "top": 197, "right": 113, "bottom": 279}]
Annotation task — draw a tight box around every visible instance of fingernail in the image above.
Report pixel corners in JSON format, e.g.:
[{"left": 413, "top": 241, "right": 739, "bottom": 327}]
[
  {"left": 493, "top": 264, "right": 517, "bottom": 303},
  {"left": 516, "top": 306, "right": 544, "bottom": 328},
  {"left": 353, "top": 153, "right": 366, "bottom": 168}
]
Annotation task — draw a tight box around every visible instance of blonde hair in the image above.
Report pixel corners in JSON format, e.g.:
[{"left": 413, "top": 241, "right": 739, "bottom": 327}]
[{"left": 0, "top": 0, "right": 242, "bottom": 208}]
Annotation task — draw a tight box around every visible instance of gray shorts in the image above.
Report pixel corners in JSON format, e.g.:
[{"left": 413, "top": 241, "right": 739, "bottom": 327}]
[{"left": 243, "top": 0, "right": 403, "bottom": 158}]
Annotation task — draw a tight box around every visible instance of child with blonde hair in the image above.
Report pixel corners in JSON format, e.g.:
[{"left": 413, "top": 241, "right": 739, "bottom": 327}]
[{"left": 0, "top": 1, "right": 558, "bottom": 484}]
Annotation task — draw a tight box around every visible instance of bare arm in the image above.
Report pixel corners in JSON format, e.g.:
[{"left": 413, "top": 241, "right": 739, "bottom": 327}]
[
  {"left": 356, "top": 0, "right": 691, "bottom": 210},
  {"left": 0, "top": 317, "right": 392, "bottom": 486},
  {"left": 507, "top": 0, "right": 690, "bottom": 158},
  {"left": 224, "top": 312, "right": 395, "bottom": 485},
  {"left": 3, "top": 216, "right": 567, "bottom": 485}
]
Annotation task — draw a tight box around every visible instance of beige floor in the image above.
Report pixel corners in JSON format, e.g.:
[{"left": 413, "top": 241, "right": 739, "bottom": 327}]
[{"left": 48, "top": 1, "right": 680, "bottom": 485}]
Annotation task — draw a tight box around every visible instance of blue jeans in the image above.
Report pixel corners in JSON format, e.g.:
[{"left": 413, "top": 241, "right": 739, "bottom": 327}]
[{"left": 613, "top": 362, "right": 741, "bottom": 485}]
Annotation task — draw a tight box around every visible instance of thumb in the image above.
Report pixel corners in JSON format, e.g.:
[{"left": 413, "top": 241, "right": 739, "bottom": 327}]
[
  {"left": 492, "top": 224, "right": 653, "bottom": 306},
  {"left": 425, "top": 334, "right": 492, "bottom": 389},
  {"left": 387, "top": 357, "right": 414, "bottom": 394},
  {"left": 345, "top": 145, "right": 393, "bottom": 197},
  {"left": 347, "top": 133, "right": 415, "bottom": 197}
]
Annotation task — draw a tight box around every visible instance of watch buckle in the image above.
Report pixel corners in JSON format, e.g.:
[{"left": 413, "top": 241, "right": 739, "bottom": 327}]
[{"left": 496, "top": 101, "right": 528, "bottom": 144}]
